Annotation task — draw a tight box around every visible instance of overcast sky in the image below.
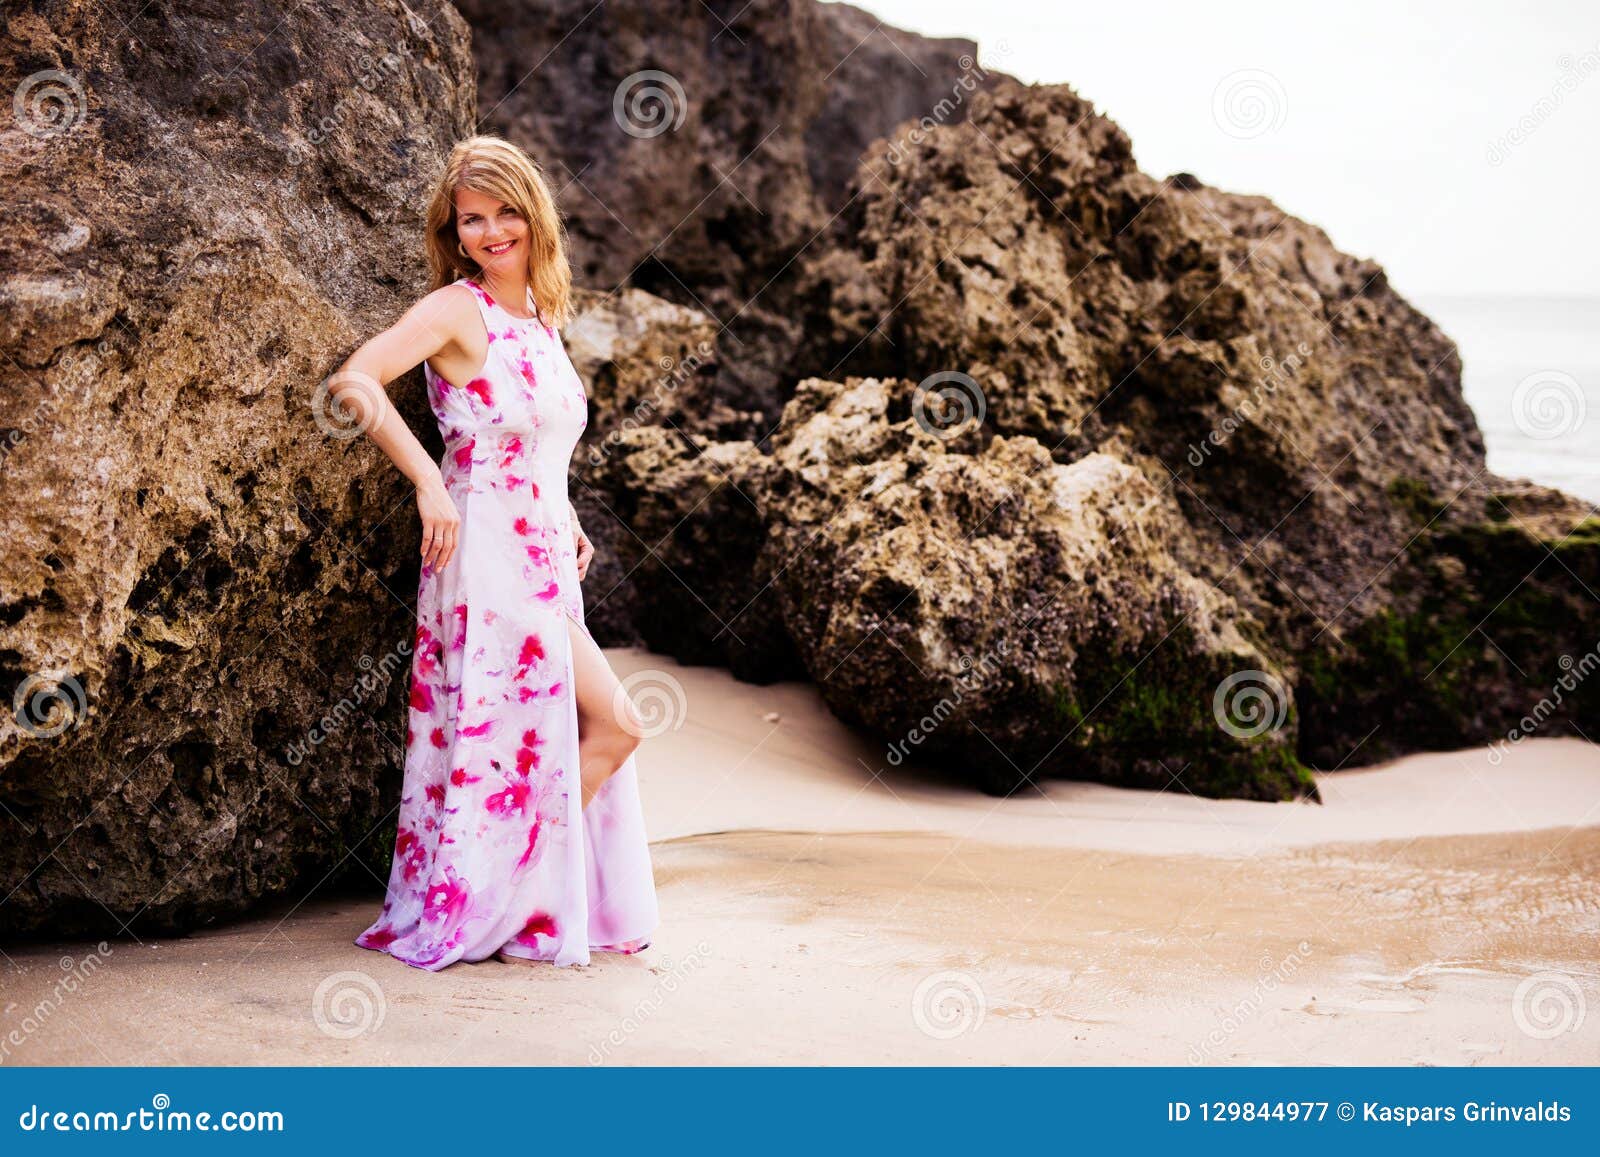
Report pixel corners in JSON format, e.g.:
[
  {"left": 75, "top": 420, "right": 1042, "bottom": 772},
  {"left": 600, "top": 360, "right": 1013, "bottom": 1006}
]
[{"left": 856, "top": 0, "right": 1600, "bottom": 298}]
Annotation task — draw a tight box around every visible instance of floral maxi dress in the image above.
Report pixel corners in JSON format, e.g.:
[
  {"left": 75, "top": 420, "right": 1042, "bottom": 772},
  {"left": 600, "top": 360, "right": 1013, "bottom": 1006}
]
[{"left": 355, "top": 277, "right": 658, "bottom": 970}]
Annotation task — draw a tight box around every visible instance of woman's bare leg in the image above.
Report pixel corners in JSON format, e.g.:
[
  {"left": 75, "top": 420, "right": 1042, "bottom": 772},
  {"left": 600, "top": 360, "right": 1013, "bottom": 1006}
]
[{"left": 565, "top": 615, "right": 644, "bottom": 809}]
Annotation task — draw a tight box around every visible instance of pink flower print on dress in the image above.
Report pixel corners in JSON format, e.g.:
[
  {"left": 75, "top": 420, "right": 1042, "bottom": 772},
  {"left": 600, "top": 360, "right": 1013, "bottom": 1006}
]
[
  {"left": 458, "top": 718, "right": 497, "bottom": 740},
  {"left": 513, "top": 633, "right": 546, "bottom": 680},
  {"left": 484, "top": 778, "right": 532, "bottom": 818},
  {"left": 515, "top": 726, "right": 543, "bottom": 777},
  {"left": 464, "top": 377, "right": 493, "bottom": 406},
  {"left": 514, "top": 911, "right": 558, "bottom": 946},
  {"left": 422, "top": 866, "right": 472, "bottom": 928},
  {"left": 409, "top": 681, "right": 435, "bottom": 712},
  {"left": 416, "top": 625, "right": 443, "bottom": 679},
  {"left": 453, "top": 438, "right": 476, "bottom": 470}
]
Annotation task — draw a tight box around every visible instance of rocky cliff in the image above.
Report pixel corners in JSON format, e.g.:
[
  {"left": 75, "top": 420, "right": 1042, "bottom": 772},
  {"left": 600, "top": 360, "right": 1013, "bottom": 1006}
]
[{"left": 2, "top": 0, "right": 1594, "bottom": 940}]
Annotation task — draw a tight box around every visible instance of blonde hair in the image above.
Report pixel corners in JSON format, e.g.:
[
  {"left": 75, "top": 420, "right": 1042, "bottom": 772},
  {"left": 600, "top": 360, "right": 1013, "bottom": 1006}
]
[{"left": 424, "top": 135, "right": 574, "bottom": 328}]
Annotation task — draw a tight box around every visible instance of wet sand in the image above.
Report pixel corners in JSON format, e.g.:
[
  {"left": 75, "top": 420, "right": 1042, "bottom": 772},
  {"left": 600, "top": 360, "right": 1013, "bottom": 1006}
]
[{"left": 3, "top": 649, "right": 1597, "bottom": 1065}]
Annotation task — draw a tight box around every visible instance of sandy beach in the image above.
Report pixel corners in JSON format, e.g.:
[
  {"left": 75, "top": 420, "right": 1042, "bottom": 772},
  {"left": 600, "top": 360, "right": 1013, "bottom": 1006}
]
[{"left": 4, "top": 646, "right": 1598, "bottom": 1066}]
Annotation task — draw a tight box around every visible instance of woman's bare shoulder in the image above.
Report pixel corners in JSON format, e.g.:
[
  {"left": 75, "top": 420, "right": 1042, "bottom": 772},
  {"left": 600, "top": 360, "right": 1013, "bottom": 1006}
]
[{"left": 394, "top": 282, "right": 479, "bottom": 343}]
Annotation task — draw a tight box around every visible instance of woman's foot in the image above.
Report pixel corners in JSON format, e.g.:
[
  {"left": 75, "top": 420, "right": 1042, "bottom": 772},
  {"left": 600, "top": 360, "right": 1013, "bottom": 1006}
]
[{"left": 494, "top": 949, "right": 542, "bottom": 966}]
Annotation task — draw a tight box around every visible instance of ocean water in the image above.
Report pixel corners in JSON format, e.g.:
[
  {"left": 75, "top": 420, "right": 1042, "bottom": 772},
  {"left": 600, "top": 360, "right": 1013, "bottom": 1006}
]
[{"left": 1411, "top": 293, "right": 1600, "bottom": 509}]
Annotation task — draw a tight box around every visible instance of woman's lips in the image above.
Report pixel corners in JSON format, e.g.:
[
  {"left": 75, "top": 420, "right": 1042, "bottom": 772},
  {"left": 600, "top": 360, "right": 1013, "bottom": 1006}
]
[{"left": 484, "top": 239, "right": 516, "bottom": 255}]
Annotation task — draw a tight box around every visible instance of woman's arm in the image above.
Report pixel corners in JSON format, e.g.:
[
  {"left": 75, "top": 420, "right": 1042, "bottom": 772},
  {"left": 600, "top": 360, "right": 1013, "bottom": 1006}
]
[
  {"left": 327, "top": 286, "right": 473, "bottom": 570},
  {"left": 328, "top": 287, "right": 470, "bottom": 487}
]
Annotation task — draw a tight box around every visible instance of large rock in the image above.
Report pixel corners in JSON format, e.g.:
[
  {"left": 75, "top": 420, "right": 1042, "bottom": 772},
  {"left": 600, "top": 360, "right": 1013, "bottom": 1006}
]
[
  {"left": 460, "top": 0, "right": 994, "bottom": 414},
  {"left": 780, "top": 77, "right": 1599, "bottom": 772},
  {"left": 0, "top": 0, "right": 476, "bottom": 939},
  {"left": 758, "top": 377, "right": 1309, "bottom": 799}
]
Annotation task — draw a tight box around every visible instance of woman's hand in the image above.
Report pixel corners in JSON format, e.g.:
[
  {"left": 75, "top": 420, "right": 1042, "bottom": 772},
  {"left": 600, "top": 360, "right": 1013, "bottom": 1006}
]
[
  {"left": 417, "top": 476, "right": 460, "bottom": 572},
  {"left": 572, "top": 514, "right": 594, "bottom": 581}
]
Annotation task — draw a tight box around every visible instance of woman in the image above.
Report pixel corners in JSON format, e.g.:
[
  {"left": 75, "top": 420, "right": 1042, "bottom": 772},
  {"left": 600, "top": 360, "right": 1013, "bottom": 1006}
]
[{"left": 331, "top": 135, "right": 658, "bottom": 971}]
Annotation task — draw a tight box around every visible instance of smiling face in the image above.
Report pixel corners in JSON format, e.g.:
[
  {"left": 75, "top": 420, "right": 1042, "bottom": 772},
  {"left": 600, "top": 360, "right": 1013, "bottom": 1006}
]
[{"left": 453, "top": 185, "right": 530, "bottom": 272}]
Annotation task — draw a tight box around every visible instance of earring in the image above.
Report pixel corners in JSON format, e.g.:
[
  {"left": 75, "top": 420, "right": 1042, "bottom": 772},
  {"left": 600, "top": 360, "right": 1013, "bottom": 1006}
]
[{"left": 457, "top": 240, "right": 470, "bottom": 259}]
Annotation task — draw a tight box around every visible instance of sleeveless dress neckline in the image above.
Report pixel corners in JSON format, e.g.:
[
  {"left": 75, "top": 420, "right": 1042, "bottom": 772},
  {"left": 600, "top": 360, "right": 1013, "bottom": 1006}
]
[
  {"left": 354, "top": 275, "right": 657, "bottom": 972},
  {"left": 464, "top": 276, "right": 544, "bottom": 327}
]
